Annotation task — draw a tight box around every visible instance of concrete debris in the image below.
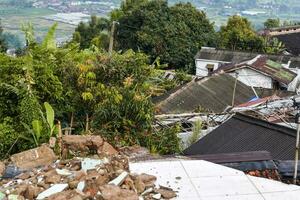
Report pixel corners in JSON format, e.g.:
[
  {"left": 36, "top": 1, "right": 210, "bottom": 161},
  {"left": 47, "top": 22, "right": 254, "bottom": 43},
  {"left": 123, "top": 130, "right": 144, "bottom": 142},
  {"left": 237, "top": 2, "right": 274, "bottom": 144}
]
[
  {"left": 56, "top": 168, "right": 72, "bottom": 176},
  {"left": 0, "top": 144, "right": 177, "bottom": 200},
  {"left": 36, "top": 184, "right": 68, "bottom": 200},
  {"left": 62, "top": 135, "right": 118, "bottom": 158},
  {"left": 152, "top": 193, "right": 162, "bottom": 199},
  {"left": 108, "top": 171, "right": 129, "bottom": 186},
  {"left": 76, "top": 181, "right": 85, "bottom": 192},
  {"left": 81, "top": 158, "right": 106, "bottom": 172},
  {"left": 10, "top": 145, "right": 57, "bottom": 170}
]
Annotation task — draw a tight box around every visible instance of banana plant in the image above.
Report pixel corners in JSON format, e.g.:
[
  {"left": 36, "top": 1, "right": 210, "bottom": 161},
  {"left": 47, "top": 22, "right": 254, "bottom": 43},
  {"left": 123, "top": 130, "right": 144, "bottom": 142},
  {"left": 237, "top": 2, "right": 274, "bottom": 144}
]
[
  {"left": 44, "top": 102, "right": 56, "bottom": 137},
  {"left": 21, "top": 120, "right": 42, "bottom": 147}
]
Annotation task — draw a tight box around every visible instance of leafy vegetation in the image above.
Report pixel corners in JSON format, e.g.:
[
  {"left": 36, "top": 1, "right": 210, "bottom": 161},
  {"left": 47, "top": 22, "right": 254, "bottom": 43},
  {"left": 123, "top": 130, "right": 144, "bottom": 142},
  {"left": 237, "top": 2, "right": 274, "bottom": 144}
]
[{"left": 0, "top": 19, "right": 183, "bottom": 157}]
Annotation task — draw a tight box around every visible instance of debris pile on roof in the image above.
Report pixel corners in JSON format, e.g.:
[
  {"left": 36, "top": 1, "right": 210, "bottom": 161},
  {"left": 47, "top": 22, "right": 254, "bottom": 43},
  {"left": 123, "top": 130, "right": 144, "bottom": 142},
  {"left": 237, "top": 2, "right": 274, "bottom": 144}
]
[{"left": 0, "top": 143, "right": 177, "bottom": 200}]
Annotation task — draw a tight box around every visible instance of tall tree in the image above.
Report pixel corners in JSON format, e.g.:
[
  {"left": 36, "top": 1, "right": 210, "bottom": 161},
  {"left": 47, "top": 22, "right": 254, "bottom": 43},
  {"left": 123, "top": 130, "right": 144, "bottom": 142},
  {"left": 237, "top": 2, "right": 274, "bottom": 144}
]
[
  {"left": 219, "top": 15, "right": 263, "bottom": 52},
  {"left": 114, "top": 0, "right": 216, "bottom": 72},
  {"left": 72, "top": 16, "right": 110, "bottom": 50}
]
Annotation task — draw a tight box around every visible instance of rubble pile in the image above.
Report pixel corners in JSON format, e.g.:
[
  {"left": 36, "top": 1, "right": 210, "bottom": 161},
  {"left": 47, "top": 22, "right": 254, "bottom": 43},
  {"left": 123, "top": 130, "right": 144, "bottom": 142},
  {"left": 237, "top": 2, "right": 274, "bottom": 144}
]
[{"left": 0, "top": 137, "right": 177, "bottom": 200}]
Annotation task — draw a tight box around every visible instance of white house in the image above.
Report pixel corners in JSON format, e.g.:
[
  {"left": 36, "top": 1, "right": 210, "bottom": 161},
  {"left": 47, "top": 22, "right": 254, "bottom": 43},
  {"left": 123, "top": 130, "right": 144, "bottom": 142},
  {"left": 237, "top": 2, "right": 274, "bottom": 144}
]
[{"left": 215, "top": 55, "right": 297, "bottom": 91}]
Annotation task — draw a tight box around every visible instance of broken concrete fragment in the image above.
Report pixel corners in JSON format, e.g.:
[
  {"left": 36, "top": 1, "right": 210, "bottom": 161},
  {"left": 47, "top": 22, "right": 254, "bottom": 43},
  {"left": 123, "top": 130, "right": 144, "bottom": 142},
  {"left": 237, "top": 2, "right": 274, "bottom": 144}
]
[
  {"left": 10, "top": 145, "right": 56, "bottom": 170},
  {"left": 100, "top": 142, "right": 118, "bottom": 156},
  {"left": 134, "top": 178, "right": 145, "bottom": 194},
  {"left": 47, "top": 190, "right": 84, "bottom": 200},
  {"left": 152, "top": 193, "right": 161, "bottom": 199},
  {"left": 56, "top": 169, "right": 72, "bottom": 176},
  {"left": 99, "top": 184, "right": 139, "bottom": 200},
  {"left": 77, "top": 181, "right": 85, "bottom": 192},
  {"left": 156, "top": 188, "right": 177, "bottom": 199},
  {"left": 108, "top": 171, "right": 128, "bottom": 186},
  {"left": 140, "top": 188, "right": 153, "bottom": 196},
  {"left": 36, "top": 184, "right": 68, "bottom": 200},
  {"left": 81, "top": 158, "right": 105, "bottom": 172},
  {"left": 24, "top": 185, "right": 43, "bottom": 200},
  {"left": 45, "top": 174, "right": 61, "bottom": 184},
  {"left": 8, "top": 194, "right": 25, "bottom": 200},
  {"left": 136, "top": 174, "right": 157, "bottom": 188}
]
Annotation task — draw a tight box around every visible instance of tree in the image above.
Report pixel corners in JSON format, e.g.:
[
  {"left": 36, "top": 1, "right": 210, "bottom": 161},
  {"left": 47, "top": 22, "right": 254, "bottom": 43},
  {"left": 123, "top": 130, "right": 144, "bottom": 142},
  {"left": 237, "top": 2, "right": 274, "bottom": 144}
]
[
  {"left": 0, "top": 19, "right": 7, "bottom": 53},
  {"left": 72, "top": 16, "right": 110, "bottom": 50},
  {"left": 114, "top": 0, "right": 216, "bottom": 72},
  {"left": 219, "top": 15, "right": 263, "bottom": 52},
  {"left": 264, "top": 18, "right": 280, "bottom": 29}
]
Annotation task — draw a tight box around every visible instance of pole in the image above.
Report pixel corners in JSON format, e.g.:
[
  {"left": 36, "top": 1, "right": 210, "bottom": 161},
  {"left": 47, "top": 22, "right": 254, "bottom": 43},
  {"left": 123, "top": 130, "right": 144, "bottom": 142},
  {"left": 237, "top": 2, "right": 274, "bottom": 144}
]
[
  {"left": 294, "top": 113, "right": 300, "bottom": 184},
  {"left": 109, "top": 21, "right": 117, "bottom": 56},
  {"left": 232, "top": 72, "right": 239, "bottom": 107}
]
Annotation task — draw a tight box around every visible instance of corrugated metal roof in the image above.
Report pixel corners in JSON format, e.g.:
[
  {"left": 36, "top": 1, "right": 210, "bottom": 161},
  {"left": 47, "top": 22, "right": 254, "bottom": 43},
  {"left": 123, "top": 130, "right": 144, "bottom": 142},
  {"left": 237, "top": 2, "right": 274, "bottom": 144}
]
[
  {"left": 183, "top": 113, "right": 297, "bottom": 160},
  {"left": 195, "top": 48, "right": 300, "bottom": 68},
  {"left": 218, "top": 56, "right": 297, "bottom": 85},
  {"left": 155, "top": 74, "right": 257, "bottom": 114},
  {"left": 274, "top": 32, "right": 300, "bottom": 56}
]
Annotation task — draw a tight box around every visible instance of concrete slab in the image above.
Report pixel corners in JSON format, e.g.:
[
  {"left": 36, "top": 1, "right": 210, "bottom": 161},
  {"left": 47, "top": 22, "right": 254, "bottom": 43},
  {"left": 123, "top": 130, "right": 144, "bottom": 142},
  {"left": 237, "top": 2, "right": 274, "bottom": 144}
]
[{"left": 130, "top": 159, "right": 300, "bottom": 200}]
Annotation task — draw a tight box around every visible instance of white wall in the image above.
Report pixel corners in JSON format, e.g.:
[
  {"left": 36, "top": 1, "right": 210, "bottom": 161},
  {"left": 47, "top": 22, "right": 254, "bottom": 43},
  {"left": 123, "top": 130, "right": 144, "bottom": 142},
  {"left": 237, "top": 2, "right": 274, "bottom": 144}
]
[
  {"left": 229, "top": 68, "right": 273, "bottom": 89},
  {"left": 195, "top": 59, "right": 226, "bottom": 77}
]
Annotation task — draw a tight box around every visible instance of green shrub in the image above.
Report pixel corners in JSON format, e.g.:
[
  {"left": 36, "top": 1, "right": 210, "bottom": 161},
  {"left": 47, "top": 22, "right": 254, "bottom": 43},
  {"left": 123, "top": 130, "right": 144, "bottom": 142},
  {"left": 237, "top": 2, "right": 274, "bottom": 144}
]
[{"left": 0, "top": 117, "right": 33, "bottom": 158}]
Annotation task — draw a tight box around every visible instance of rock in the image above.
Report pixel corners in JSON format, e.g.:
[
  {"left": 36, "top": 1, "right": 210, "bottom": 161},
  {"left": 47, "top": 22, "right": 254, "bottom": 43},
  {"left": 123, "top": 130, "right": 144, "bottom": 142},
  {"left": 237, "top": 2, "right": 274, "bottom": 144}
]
[
  {"left": 68, "top": 180, "right": 79, "bottom": 189},
  {"left": 99, "top": 185, "right": 139, "bottom": 200},
  {"left": 156, "top": 188, "right": 177, "bottom": 199},
  {"left": 47, "top": 190, "right": 84, "bottom": 200},
  {"left": 95, "top": 174, "right": 109, "bottom": 187},
  {"left": 134, "top": 178, "right": 145, "bottom": 194},
  {"left": 108, "top": 171, "right": 128, "bottom": 186},
  {"left": 16, "top": 172, "right": 31, "bottom": 180},
  {"left": 45, "top": 174, "right": 61, "bottom": 184},
  {"left": 136, "top": 174, "right": 156, "bottom": 187},
  {"left": 62, "top": 135, "right": 104, "bottom": 157},
  {"left": 0, "top": 162, "right": 5, "bottom": 177},
  {"left": 11, "top": 184, "right": 27, "bottom": 196},
  {"left": 24, "top": 185, "right": 43, "bottom": 200},
  {"left": 99, "top": 142, "right": 118, "bottom": 156},
  {"left": 36, "top": 184, "right": 68, "bottom": 200},
  {"left": 74, "top": 170, "right": 87, "bottom": 181},
  {"left": 10, "top": 145, "right": 57, "bottom": 170}
]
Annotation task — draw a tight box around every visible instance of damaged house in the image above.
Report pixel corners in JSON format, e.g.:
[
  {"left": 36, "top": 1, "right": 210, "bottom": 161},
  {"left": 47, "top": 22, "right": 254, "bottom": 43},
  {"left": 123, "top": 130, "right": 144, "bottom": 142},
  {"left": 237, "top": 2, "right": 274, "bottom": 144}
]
[
  {"left": 215, "top": 55, "right": 298, "bottom": 91},
  {"left": 195, "top": 47, "right": 300, "bottom": 79}
]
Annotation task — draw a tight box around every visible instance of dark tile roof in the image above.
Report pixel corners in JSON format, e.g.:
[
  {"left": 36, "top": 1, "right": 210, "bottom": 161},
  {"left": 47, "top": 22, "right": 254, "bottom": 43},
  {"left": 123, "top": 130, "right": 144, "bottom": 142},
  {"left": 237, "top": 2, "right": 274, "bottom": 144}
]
[
  {"left": 195, "top": 48, "right": 300, "bottom": 68},
  {"left": 274, "top": 32, "right": 300, "bottom": 56},
  {"left": 155, "top": 74, "right": 257, "bottom": 114},
  {"left": 217, "top": 55, "right": 297, "bottom": 85},
  {"left": 183, "top": 113, "right": 297, "bottom": 160}
]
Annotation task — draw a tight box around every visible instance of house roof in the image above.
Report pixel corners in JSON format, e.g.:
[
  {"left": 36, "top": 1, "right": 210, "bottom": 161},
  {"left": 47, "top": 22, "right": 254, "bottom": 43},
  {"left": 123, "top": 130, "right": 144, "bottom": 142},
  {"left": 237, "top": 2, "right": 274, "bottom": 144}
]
[
  {"left": 183, "top": 113, "right": 297, "bottom": 160},
  {"left": 274, "top": 32, "right": 300, "bottom": 56},
  {"left": 154, "top": 73, "right": 257, "bottom": 114},
  {"left": 216, "top": 55, "right": 297, "bottom": 85},
  {"left": 195, "top": 47, "right": 300, "bottom": 68}
]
